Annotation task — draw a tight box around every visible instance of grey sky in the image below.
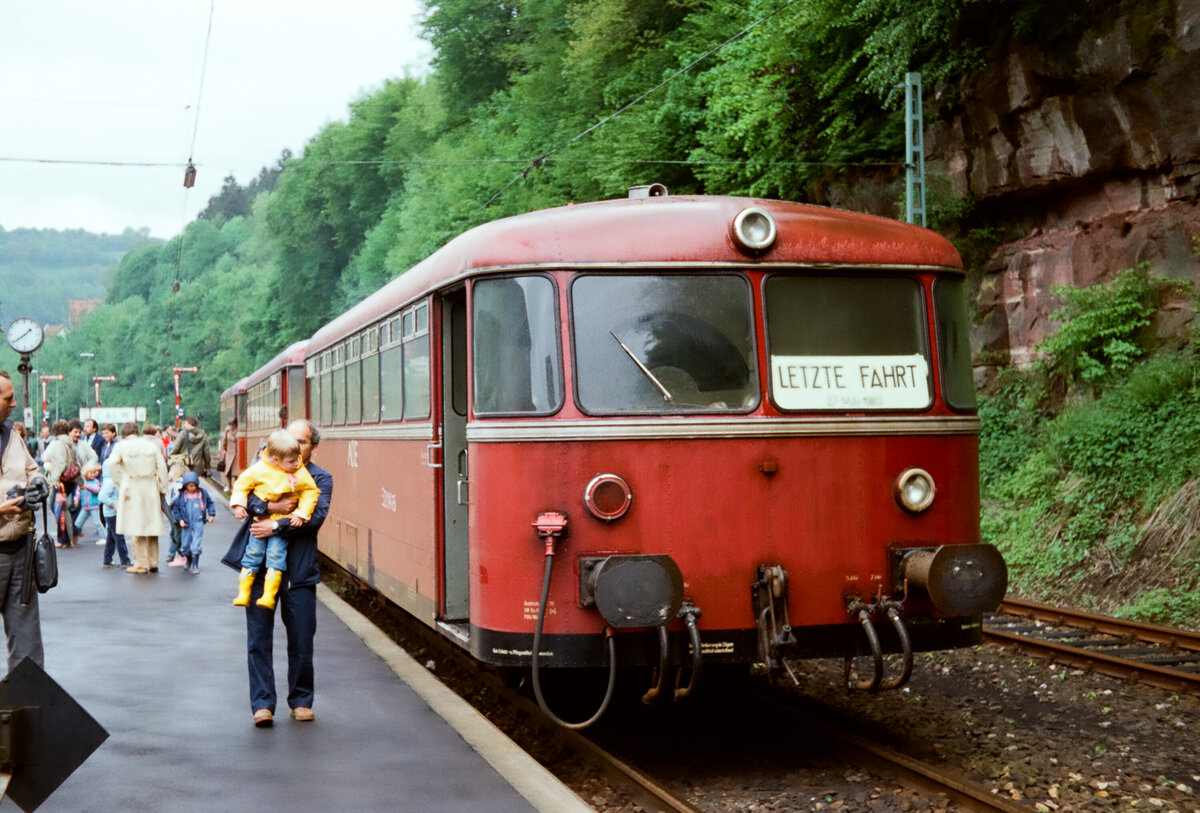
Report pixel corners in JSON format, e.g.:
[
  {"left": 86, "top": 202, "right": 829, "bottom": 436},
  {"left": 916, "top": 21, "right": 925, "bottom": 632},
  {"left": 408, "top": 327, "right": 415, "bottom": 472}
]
[{"left": 0, "top": 1, "right": 430, "bottom": 239}]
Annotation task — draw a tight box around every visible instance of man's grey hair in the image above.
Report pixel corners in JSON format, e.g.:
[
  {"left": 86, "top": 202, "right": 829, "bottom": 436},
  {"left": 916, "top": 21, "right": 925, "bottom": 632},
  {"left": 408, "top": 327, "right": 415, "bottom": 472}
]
[{"left": 292, "top": 418, "right": 321, "bottom": 447}]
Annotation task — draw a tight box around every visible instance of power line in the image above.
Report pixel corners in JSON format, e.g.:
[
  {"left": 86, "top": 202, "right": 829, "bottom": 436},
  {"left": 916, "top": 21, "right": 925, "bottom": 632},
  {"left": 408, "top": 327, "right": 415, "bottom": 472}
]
[
  {"left": 188, "top": 0, "right": 216, "bottom": 161},
  {"left": 0, "top": 155, "right": 906, "bottom": 170}
]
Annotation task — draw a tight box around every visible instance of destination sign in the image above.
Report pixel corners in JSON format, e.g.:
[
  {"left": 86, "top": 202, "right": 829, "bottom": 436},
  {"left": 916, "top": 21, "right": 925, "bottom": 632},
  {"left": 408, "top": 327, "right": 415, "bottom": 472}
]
[{"left": 771, "top": 354, "right": 931, "bottom": 410}]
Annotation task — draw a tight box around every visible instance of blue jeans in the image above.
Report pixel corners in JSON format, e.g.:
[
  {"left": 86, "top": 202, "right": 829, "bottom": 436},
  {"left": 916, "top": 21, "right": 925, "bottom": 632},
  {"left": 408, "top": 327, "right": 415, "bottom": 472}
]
[
  {"left": 241, "top": 534, "right": 286, "bottom": 572},
  {"left": 103, "top": 514, "right": 130, "bottom": 566},
  {"left": 166, "top": 522, "right": 183, "bottom": 559},
  {"left": 246, "top": 581, "right": 315, "bottom": 712},
  {"left": 180, "top": 523, "right": 205, "bottom": 557},
  {"left": 79, "top": 507, "right": 103, "bottom": 536}
]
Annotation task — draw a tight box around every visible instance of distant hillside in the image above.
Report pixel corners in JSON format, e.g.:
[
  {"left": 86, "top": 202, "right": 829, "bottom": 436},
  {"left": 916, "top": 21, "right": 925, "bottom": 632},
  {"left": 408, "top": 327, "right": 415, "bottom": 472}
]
[{"left": 0, "top": 226, "right": 155, "bottom": 327}]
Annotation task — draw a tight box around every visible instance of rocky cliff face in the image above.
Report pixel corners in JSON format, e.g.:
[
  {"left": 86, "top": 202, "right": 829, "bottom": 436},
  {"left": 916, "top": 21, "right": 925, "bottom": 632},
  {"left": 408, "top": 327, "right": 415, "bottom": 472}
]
[{"left": 926, "top": 0, "right": 1200, "bottom": 375}]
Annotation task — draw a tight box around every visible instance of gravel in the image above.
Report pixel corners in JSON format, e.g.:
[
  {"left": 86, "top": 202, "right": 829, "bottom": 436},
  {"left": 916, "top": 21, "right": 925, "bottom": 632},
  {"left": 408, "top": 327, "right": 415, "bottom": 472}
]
[{"left": 328, "top": 570, "right": 1200, "bottom": 812}]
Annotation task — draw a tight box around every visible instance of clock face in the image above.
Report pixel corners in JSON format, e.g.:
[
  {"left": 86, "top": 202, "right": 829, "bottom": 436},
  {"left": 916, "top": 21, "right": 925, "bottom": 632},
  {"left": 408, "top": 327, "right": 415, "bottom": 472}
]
[{"left": 5, "top": 318, "right": 44, "bottom": 354}]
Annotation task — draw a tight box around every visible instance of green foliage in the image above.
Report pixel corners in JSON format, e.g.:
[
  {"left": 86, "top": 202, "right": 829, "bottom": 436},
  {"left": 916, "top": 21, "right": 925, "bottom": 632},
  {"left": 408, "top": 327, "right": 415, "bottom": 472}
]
[
  {"left": 983, "top": 349, "right": 1200, "bottom": 598},
  {"left": 1114, "top": 581, "right": 1200, "bottom": 628},
  {"left": 0, "top": 227, "right": 149, "bottom": 325},
  {"left": 1040, "top": 263, "right": 1161, "bottom": 386}
]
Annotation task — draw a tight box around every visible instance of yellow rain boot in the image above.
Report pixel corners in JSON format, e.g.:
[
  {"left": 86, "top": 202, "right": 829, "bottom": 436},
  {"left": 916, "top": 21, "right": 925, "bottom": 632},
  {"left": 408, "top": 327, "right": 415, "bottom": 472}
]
[
  {"left": 256, "top": 569, "right": 284, "bottom": 610},
  {"left": 233, "top": 567, "right": 256, "bottom": 606}
]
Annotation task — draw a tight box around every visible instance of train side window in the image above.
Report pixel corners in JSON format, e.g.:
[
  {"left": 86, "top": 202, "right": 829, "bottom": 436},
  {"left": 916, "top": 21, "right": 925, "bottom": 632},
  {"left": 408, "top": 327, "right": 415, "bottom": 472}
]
[
  {"left": 571, "top": 274, "right": 757, "bottom": 414},
  {"left": 345, "top": 336, "right": 362, "bottom": 424},
  {"left": 764, "top": 275, "right": 931, "bottom": 411},
  {"left": 331, "top": 345, "right": 346, "bottom": 425},
  {"left": 472, "top": 276, "right": 563, "bottom": 416},
  {"left": 380, "top": 332, "right": 404, "bottom": 422},
  {"left": 319, "top": 351, "right": 333, "bottom": 426},
  {"left": 403, "top": 301, "right": 431, "bottom": 420},
  {"left": 362, "top": 329, "right": 380, "bottom": 423},
  {"left": 933, "top": 277, "right": 977, "bottom": 411}
]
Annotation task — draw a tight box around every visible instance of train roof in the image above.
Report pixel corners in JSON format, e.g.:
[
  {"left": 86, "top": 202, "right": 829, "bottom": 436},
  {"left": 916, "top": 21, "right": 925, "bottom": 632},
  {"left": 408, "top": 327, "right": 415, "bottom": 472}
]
[
  {"left": 220, "top": 376, "right": 249, "bottom": 401},
  {"left": 244, "top": 340, "right": 307, "bottom": 388},
  {"left": 306, "top": 194, "right": 963, "bottom": 354}
]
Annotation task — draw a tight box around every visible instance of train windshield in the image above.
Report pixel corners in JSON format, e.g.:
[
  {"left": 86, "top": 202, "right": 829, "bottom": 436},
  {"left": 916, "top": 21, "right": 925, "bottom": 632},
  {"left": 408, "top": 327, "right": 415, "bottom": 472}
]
[
  {"left": 764, "top": 275, "right": 932, "bottom": 411},
  {"left": 472, "top": 276, "right": 564, "bottom": 415},
  {"left": 571, "top": 274, "right": 758, "bottom": 414},
  {"left": 934, "top": 277, "right": 977, "bottom": 411}
]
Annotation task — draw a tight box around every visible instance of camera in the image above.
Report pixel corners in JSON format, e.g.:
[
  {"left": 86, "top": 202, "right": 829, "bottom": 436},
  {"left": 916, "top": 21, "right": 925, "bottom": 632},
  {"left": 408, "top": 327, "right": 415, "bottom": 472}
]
[{"left": 5, "top": 477, "right": 49, "bottom": 508}]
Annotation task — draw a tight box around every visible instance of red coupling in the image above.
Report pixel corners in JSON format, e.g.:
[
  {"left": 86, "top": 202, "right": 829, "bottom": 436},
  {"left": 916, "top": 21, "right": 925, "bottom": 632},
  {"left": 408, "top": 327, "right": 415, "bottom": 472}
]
[
  {"left": 533, "top": 511, "right": 568, "bottom": 536},
  {"left": 533, "top": 512, "right": 568, "bottom": 555}
]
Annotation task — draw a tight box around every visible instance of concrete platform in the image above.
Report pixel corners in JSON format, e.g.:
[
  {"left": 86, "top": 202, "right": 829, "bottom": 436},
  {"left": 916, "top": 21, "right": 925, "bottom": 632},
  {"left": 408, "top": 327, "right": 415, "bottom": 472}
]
[{"left": 5, "top": 505, "right": 590, "bottom": 813}]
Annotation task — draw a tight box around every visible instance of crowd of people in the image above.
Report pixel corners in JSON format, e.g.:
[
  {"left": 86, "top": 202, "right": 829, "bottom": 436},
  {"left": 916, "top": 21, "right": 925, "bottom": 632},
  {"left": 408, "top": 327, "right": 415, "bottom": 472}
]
[
  {"left": 2, "top": 389, "right": 331, "bottom": 728},
  {"left": 10, "top": 414, "right": 219, "bottom": 573}
]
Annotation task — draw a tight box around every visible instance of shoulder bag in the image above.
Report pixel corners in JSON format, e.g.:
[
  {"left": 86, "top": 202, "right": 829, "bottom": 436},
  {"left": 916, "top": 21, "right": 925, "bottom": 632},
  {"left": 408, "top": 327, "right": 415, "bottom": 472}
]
[
  {"left": 59, "top": 441, "right": 80, "bottom": 484},
  {"left": 32, "top": 502, "right": 57, "bottom": 592},
  {"left": 20, "top": 503, "right": 57, "bottom": 605}
]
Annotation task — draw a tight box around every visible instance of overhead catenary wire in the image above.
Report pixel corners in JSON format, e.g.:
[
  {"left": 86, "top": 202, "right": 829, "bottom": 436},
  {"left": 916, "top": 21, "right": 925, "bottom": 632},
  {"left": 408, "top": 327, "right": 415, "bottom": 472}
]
[
  {"left": 168, "top": 0, "right": 217, "bottom": 384},
  {"left": 0, "top": 155, "right": 907, "bottom": 170}
]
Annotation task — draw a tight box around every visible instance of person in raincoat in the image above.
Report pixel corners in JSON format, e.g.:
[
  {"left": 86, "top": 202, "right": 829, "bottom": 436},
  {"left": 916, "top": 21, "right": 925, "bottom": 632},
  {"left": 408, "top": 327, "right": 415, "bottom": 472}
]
[{"left": 107, "top": 423, "right": 169, "bottom": 574}]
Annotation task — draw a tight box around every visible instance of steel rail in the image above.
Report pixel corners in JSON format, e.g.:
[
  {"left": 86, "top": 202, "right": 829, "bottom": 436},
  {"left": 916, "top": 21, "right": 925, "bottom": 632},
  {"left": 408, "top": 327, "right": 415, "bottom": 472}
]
[
  {"left": 755, "top": 690, "right": 1031, "bottom": 813},
  {"left": 997, "top": 598, "right": 1200, "bottom": 651},
  {"left": 986, "top": 599, "right": 1200, "bottom": 694}
]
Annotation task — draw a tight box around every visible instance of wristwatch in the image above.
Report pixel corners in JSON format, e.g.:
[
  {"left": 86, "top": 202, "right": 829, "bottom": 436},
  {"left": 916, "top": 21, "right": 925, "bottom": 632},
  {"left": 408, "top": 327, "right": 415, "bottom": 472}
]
[{"left": 274, "top": 520, "right": 282, "bottom": 532}]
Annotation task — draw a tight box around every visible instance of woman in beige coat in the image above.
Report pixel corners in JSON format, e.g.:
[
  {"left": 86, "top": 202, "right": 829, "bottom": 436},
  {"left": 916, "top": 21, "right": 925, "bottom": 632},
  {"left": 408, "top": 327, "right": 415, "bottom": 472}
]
[{"left": 107, "top": 423, "right": 169, "bottom": 574}]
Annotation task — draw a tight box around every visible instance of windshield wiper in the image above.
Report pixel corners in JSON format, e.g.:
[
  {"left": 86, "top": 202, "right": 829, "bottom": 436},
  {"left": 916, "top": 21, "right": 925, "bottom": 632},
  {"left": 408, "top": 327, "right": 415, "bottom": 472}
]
[{"left": 609, "top": 330, "right": 673, "bottom": 402}]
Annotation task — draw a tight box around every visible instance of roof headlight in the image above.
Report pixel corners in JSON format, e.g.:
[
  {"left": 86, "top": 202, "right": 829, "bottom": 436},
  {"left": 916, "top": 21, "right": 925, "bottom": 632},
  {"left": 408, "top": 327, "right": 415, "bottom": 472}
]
[
  {"left": 732, "top": 207, "right": 777, "bottom": 252},
  {"left": 894, "top": 468, "right": 936, "bottom": 514}
]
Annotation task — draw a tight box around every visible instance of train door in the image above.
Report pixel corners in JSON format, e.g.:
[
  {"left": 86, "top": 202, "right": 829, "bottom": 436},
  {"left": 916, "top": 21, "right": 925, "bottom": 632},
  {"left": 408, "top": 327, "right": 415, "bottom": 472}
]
[{"left": 439, "top": 289, "right": 470, "bottom": 622}]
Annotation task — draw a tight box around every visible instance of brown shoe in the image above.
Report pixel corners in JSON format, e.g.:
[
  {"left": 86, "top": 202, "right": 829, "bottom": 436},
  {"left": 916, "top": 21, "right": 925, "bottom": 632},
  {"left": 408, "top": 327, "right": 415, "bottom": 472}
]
[
  {"left": 126, "top": 566, "right": 148, "bottom": 574},
  {"left": 253, "top": 708, "right": 273, "bottom": 727},
  {"left": 289, "top": 707, "right": 314, "bottom": 722}
]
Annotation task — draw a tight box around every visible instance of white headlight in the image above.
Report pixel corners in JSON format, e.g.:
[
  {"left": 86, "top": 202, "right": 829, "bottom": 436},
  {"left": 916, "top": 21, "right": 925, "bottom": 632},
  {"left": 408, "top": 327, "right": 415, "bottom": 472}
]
[
  {"left": 732, "top": 207, "right": 777, "bottom": 251},
  {"left": 894, "top": 468, "right": 936, "bottom": 513}
]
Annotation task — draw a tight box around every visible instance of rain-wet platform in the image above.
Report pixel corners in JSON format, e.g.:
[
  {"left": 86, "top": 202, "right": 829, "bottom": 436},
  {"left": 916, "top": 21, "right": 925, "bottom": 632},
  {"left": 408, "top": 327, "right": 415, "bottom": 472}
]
[{"left": 8, "top": 505, "right": 589, "bottom": 813}]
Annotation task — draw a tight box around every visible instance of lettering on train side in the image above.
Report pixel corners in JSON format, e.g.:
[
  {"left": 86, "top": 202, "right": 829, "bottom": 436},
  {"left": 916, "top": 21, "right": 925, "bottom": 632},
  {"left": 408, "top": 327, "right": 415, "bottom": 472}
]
[
  {"left": 523, "top": 599, "right": 556, "bottom": 621},
  {"left": 381, "top": 487, "right": 397, "bottom": 512},
  {"left": 347, "top": 439, "right": 359, "bottom": 469}
]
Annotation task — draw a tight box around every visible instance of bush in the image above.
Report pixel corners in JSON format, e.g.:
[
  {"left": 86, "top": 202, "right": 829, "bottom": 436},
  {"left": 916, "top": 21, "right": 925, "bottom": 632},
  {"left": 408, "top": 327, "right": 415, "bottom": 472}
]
[{"left": 1039, "top": 263, "right": 1160, "bottom": 387}]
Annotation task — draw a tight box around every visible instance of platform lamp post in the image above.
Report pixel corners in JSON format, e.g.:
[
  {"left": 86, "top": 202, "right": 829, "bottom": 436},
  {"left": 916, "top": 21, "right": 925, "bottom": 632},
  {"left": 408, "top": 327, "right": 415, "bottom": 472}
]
[
  {"left": 40, "top": 375, "right": 63, "bottom": 428},
  {"left": 92, "top": 375, "right": 115, "bottom": 408},
  {"left": 78, "top": 352, "right": 94, "bottom": 419},
  {"left": 172, "top": 366, "right": 199, "bottom": 429}
]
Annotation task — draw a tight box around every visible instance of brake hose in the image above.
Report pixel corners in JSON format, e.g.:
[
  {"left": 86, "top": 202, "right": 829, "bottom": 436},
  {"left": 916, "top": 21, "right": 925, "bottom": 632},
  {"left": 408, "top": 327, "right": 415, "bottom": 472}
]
[{"left": 531, "top": 549, "right": 617, "bottom": 729}]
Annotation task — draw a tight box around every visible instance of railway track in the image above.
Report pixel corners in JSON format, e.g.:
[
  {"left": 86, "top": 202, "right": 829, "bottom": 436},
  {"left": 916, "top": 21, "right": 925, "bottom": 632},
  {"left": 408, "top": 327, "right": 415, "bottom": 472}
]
[
  {"left": 984, "top": 597, "right": 1200, "bottom": 694},
  {"left": 331, "top": 564, "right": 1036, "bottom": 811}
]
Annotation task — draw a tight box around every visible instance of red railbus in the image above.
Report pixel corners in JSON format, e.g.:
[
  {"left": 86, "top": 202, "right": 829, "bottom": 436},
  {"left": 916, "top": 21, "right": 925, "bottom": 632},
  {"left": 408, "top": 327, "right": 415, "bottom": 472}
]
[
  {"left": 240, "top": 341, "right": 308, "bottom": 466},
  {"left": 219, "top": 377, "right": 248, "bottom": 477},
  {"left": 225, "top": 189, "right": 1006, "bottom": 726}
]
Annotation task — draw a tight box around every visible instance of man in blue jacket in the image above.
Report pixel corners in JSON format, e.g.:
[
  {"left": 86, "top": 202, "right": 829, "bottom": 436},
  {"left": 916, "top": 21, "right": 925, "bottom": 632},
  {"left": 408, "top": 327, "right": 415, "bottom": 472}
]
[{"left": 222, "top": 419, "right": 332, "bottom": 727}]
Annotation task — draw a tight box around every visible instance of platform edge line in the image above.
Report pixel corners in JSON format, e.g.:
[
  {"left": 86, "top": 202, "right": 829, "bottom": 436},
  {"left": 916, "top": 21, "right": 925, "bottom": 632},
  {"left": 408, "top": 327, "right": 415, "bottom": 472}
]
[{"left": 315, "top": 584, "right": 594, "bottom": 813}]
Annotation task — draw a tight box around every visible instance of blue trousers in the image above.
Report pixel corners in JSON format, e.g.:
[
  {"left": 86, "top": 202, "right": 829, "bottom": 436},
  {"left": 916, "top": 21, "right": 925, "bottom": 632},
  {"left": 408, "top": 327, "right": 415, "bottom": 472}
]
[
  {"left": 245, "top": 581, "right": 316, "bottom": 712},
  {"left": 180, "top": 523, "right": 205, "bottom": 557},
  {"left": 166, "top": 522, "right": 183, "bottom": 559},
  {"left": 241, "top": 534, "right": 286, "bottom": 571},
  {"left": 102, "top": 514, "right": 130, "bottom": 566}
]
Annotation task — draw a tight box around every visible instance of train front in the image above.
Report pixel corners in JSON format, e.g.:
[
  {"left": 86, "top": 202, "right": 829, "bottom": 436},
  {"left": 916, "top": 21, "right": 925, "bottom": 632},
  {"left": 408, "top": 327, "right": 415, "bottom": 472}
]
[{"left": 466, "top": 197, "right": 1007, "bottom": 723}]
